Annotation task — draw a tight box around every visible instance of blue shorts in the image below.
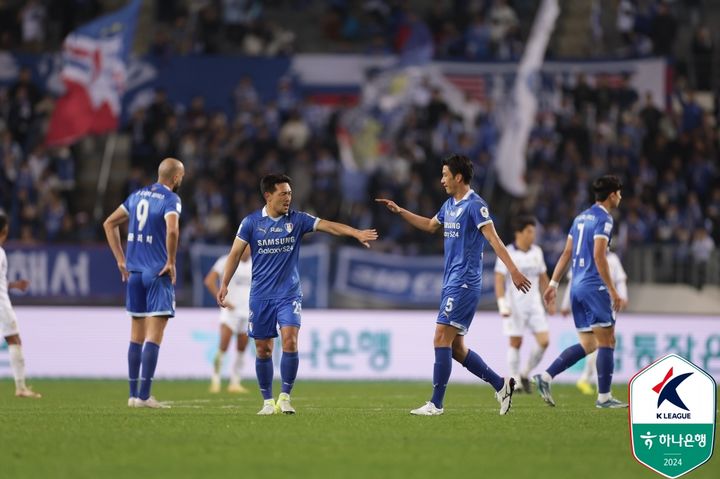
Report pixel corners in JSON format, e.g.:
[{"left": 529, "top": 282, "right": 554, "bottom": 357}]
[
  {"left": 248, "top": 296, "right": 302, "bottom": 339},
  {"left": 571, "top": 287, "right": 615, "bottom": 332},
  {"left": 436, "top": 287, "right": 481, "bottom": 336},
  {"left": 126, "top": 271, "right": 175, "bottom": 318}
]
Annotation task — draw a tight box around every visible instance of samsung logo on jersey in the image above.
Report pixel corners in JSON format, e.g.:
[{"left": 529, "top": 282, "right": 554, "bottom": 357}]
[
  {"left": 257, "top": 237, "right": 296, "bottom": 247},
  {"left": 444, "top": 222, "right": 461, "bottom": 229}
]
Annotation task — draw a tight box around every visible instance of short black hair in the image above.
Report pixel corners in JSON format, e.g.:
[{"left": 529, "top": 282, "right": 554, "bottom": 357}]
[
  {"left": 592, "top": 175, "right": 623, "bottom": 201},
  {"left": 0, "top": 211, "right": 7, "bottom": 233},
  {"left": 261, "top": 174, "right": 292, "bottom": 195},
  {"left": 442, "top": 154, "right": 474, "bottom": 185},
  {"left": 513, "top": 215, "right": 536, "bottom": 233}
]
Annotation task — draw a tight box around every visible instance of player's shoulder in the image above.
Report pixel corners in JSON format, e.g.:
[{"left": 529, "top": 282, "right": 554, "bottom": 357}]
[
  {"left": 530, "top": 244, "right": 544, "bottom": 255},
  {"left": 467, "top": 191, "right": 489, "bottom": 206}
]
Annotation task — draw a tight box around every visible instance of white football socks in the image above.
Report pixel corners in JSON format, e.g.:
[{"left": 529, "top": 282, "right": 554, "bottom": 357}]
[{"left": 8, "top": 344, "right": 26, "bottom": 390}]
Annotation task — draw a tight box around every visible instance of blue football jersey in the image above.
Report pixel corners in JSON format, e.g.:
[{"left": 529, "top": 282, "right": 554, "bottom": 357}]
[
  {"left": 569, "top": 204, "right": 613, "bottom": 289},
  {"left": 237, "top": 207, "right": 319, "bottom": 300},
  {"left": 121, "top": 183, "right": 182, "bottom": 274},
  {"left": 435, "top": 190, "right": 493, "bottom": 290}
]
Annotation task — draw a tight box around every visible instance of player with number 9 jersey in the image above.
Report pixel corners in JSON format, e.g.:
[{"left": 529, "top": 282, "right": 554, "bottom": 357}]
[
  {"left": 104, "top": 158, "right": 185, "bottom": 409},
  {"left": 123, "top": 185, "right": 182, "bottom": 276}
]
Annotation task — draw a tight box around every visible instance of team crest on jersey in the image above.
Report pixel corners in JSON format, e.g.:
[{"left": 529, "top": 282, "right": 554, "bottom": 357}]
[
  {"left": 285, "top": 223, "right": 293, "bottom": 233},
  {"left": 480, "top": 206, "right": 489, "bottom": 218}
]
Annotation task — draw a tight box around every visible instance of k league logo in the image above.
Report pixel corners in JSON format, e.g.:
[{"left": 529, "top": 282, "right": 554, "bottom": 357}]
[{"left": 629, "top": 354, "right": 717, "bottom": 478}]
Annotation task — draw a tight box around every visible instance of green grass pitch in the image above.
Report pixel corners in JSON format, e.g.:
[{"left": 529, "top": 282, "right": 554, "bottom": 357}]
[{"left": 0, "top": 380, "right": 717, "bottom": 479}]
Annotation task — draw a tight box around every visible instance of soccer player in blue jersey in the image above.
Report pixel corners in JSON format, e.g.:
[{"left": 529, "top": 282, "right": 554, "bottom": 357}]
[
  {"left": 217, "top": 174, "right": 378, "bottom": 415},
  {"left": 376, "top": 154, "right": 531, "bottom": 416},
  {"left": 538, "top": 175, "right": 627, "bottom": 408},
  {"left": 104, "top": 158, "right": 185, "bottom": 409}
]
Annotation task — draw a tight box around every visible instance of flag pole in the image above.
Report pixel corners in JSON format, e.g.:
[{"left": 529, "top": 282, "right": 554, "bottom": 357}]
[{"left": 93, "top": 133, "right": 118, "bottom": 222}]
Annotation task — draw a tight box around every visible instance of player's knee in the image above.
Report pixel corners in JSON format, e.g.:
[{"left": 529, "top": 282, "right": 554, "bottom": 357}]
[
  {"left": 538, "top": 339, "right": 549, "bottom": 349},
  {"left": 255, "top": 345, "right": 272, "bottom": 358},
  {"left": 282, "top": 337, "right": 298, "bottom": 352}
]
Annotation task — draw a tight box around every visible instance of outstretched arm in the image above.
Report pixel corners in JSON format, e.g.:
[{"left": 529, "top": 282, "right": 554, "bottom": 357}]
[
  {"left": 375, "top": 198, "right": 442, "bottom": 234},
  {"left": 316, "top": 220, "right": 378, "bottom": 248},
  {"left": 481, "top": 222, "right": 531, "bottom": 293},
  {"left": 103, "top": 206, "right": 130, "bottom": 282}
]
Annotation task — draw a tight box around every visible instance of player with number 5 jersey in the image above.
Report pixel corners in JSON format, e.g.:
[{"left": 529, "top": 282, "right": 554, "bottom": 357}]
[
  {"left": 376, "top": 154, "right": 532, "bottom": 417},
  {"left": 104, "top": 158, "right": 185, "bottom": 409}
]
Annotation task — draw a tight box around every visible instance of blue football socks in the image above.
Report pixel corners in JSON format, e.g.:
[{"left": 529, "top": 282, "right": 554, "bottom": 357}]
[
  {"left": 280, "top": 351, "right": 299, "bottom": 395},
  {"left": 128, "top": 341, "right": 142, "bottom": 398},
  {"left": 546, "top": 343, "right": 586, "bottom": 378},
  {"left": 430, "top": 347, "right": 452, "bottom": 408},
  {"left": 462, "top": 349, "right": 504, "bottom": 391},
  {"left": 596, "top": 347, "right": 614, "bottom": 394},
  {"left": 139, "top": 342, "right": 160, "bottom": 400},
  {"left": 256, "top": 357, "right": 274, "bottom": 400}
]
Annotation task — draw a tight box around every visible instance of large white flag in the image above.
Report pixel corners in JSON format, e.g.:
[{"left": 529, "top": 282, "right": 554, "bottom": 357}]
[{"left": 495, "top": 0, "right": 560, "bottom": 196}]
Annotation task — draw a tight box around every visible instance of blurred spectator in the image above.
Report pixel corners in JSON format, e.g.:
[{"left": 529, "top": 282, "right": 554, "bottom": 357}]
[
  {"left": 690, "top": 227, "right": 715, "bottom": 289},
  {"left": 691, "top": 26, "right": 714, "bottom": 91},
  {"left": 650, "top": 2, "right": 677, "bottom": 56}
]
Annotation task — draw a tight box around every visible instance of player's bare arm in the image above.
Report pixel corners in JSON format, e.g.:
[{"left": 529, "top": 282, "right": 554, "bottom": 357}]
[
  {"left": 103, "top": 206, "right": 130, "bottom": 282},
  {"left": 374, "top": 198, "right": 442, "bottom": 234},
  {"left": 494, "top": 272, "right": 510, "bottom": 317},
  {"left": 593, "top": 237, "right": 621, "bottom": 312},
  {"left": 316, "top": 219, "right": 378, "bottom": 248},
  {"left": 8, "top": 278, "right": 30, "bottom": 292},
  {"left": 481, "top": 222, "right": 531, "bottom": 293},
  {"left": 543, "top": 236, "right": 572, "bottom": 309},
  {"left": 204, "top": 269, "right": 234, "bottom": 310},
  {"left": 217, "top": 238, "right": 247, "bottom": 308},
  {"left": 158, "top": 211, "right": 179, "bottom": 285},
  {"left": 539, "top": 272, "right": 555, "bottom": 315}
]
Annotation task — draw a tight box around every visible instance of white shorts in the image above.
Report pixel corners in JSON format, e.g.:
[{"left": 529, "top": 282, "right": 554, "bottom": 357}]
[
  {"left": 502, "top": 309, "right": 548, "bottom": 337},
  {"left": 220, "top": 309, "right": 249, "bottom": 335},
  {"left": 0, "top": 305, "right": 20, "bottom": 337}
]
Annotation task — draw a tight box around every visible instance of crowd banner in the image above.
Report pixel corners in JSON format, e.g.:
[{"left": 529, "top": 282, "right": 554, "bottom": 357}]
[
  {"left": 0, "top": 53, "right": 665, "bottom": 126},
  {"left": 334, "top": 246, "right": 496, "bottom": 306},
  {"left": 3, "top": 308, "right": 718, "bottom": 383},
  {"left": 5, "top": 244, "right": 124, "bottom": 301},
  {"left": 189, "top": 242, "right": 330, "bottom": 308}
]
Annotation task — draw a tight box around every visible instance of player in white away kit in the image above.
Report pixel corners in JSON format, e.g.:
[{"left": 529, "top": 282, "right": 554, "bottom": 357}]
[
  {"left": 0, "top": 212, "right": 41, "bottom": 398},
  {"left": 494, "top": 216, "right": 552, "bottom": 394},
  {"left": 561, "top": 249, "right": 628, "bottom": 394},
  {"left": 204, "top": 246, "right": 252, "bottom": 393}
]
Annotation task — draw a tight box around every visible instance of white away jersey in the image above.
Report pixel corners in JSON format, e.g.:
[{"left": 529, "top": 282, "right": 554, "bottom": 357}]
[
  {"left": 212, "top": 254, "right": 252, "bottom": 315},
  {"left": 0, "top": 247, "right": 11, "bottom": 307},
  {"left": 495, "top": 244, "right": 546, "bottom": 311}
]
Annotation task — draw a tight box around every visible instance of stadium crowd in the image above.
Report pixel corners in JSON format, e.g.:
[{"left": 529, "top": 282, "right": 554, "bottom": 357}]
[{"left": 0, "top": 0, "right": 717, "bottom": 287}]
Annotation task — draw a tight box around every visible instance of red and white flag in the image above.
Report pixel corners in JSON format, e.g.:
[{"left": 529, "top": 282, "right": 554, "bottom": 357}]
[{"left": 46, "top": 0, "right": 140, "bottom": 146}]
